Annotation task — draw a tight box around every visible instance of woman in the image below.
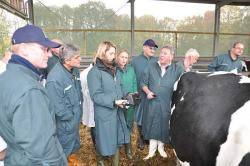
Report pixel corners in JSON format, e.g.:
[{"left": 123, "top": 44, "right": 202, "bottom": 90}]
[
  {"left": 116, "top": 49, "right": 137, "bottom": 160},
  {"left": 87, "top": 41, "right": 130, "bottom": 166}
]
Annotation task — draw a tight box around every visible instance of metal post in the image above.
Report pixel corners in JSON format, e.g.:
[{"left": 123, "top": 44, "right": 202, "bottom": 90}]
[
  {"left": 27, "top": 0, "right": 34, "bottom": 24},
  {"left": 175, "top": 32, "right": 178, "bottom": 56},
  {"left": 130, "top": 0, "right": 135, "bottom": 56},
  {"left": 213, "top": 4, "right": 221, "bottom": 57},
  {"left": 83, "top": 32, "right": 87, "bottom": 56}
]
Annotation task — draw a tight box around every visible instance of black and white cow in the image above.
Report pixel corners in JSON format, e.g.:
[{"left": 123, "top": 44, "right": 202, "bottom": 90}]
[{"left": 170, "top": 72, "right": 250, "bottom": 166}]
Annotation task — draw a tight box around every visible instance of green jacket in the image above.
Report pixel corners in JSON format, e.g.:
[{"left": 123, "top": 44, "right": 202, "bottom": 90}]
[
  {"left": 87, "top": 58, "right": 130, "bottom": 156},
  {"left": 208, "top": 52, "right": 243, "bottom": 73},
  {"left": 140, "top": 62, "right": 183, "bottom": 143},
  {"left": 46, "top": 62, "right": 83, "bottom": 157},
  {"left": 0, "top": 62, "right": 67, "bottom": 166},
  {"left": 117, "top": 64, "right": 137, "bottom": 131},
  {"left": 131, "top": 53, "right": 158, "bottom": 125}
]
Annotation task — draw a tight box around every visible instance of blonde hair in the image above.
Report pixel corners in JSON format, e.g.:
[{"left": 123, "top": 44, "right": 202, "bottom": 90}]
[
  {"left": 96, "top": 41, "right": 116, "bottom": 60},
  {"left": 116, "top": 48, "right": 130, "bottom": 62}
]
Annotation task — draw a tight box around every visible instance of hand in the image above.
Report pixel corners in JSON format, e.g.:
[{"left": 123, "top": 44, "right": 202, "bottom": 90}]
[
  {"left": 115, "top": 100, "right": 129, "bottom": 108},
  {"left": 147, "top": 92, "right": 156, "bottom": 99}
]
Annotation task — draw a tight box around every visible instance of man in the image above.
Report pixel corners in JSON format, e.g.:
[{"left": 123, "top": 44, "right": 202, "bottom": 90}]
[
  {"left": 47, "top": 39, "right": 63, "bottom": 72},
  {"left": 0, "top": 24, "right": 67, "bottom": 165},
  {"left": 208, "top": 42, "right": 244, "bottom": 73},
  {"left": 46, "top": 43, "right": 83, "bottom": 166},
  {"left": 0, "top": 48, "right": 12, "bottom": 166},
  {"left": 177, "top": 48, "right": 200, "bottom": 72},
  {"left": 140, "top": 45, "right": 183, "bottom": 159},
  {"left": 40, "top": 39, "right": 63, "bottom": 78},
  {"left": 131, "top": 39, "right": 158, "bottom": 150}
]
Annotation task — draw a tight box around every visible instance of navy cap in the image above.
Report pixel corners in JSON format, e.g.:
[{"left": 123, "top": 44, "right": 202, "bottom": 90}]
[
  {"left": 11, "top": 24, "right": 60, "bottom": 48},
  {"left": 143, "top": 39, "right": 158, "bottom": 48}
]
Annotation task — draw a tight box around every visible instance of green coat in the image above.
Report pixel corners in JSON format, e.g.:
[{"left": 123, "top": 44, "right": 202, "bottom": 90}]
[
  {"left": 131, "top": 53, "right": 158, "bottom": 125},
  {"left": 208, "top": 52, "right": 243, "bottom": 73},
  {"left": 87, "top": 59, "right": 130, "bottom": 156},
  {"left": 0, "top": 62, "right": 67, "bottom": 166},
  {"left": 47, "top": 54, "right": 60, "bottom": 73},
  {"left": 46, "top": 62, "right": 83, "bottom": 157},
  {"left": 140, "top": 62, "right": 183, "bottom": 143},
  {"left": 117, "top": 64, "right": 137, "bottom": 132}
]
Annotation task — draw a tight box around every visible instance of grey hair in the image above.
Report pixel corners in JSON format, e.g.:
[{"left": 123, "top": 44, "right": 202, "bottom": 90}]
[
  {"left": 185, "top": 48, "right": 200, "bottom": 58},
  {"left": 60, "top": 43, "right": 80, "bottom": 62},
  {"left": 161, "top": 45, "right": 175, "bottom": 55}
]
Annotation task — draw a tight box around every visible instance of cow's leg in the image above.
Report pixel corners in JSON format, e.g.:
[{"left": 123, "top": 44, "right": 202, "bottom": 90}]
[
  {"left": 216, "top": 101, "right": 250, "bottom": 166},
  {"left": 173, "top": 149, "right": 190, "bottom": 166}
]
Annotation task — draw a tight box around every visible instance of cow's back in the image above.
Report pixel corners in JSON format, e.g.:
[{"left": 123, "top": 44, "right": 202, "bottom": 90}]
[{"left": 170, "top": 72, "right": 250, "bottom": 166}]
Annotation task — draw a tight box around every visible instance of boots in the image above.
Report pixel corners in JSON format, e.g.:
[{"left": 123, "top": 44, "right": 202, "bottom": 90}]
[
  {"left": 158, "top": 141, "right": 167, "bottom": 158},
  {"left": 111, "top": 150, "right": 119, "bottom": 166},
  {"left": 68, "top": 153, "right": 79, "bottom": 166},
  {"left": 96, "top": 152, "right": 105, "bottom": 166},
  {"left": 137, "top": 125, "right": 144, "bottom": 150},
  {"left": 125, "top": 144, "right": 133, "bottom": 160},
  {"left": 144, "top": 139, "right": 157, "bottom": 160}
]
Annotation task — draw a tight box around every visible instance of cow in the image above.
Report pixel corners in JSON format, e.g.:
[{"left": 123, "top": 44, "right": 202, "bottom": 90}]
[{"left": 170, "top": 71, "right": 250, "bottom": 166}]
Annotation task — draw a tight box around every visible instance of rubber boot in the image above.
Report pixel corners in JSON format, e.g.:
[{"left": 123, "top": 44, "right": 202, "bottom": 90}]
[
  {"left": 144, "top": 139, "right": 157, "bottom": 160},
  {"left": 125, "top": 144, "right": 133, "bottom": 160},
  {"left": 96, "top": 152, "right": 105, "bottom": 166},
  {"left": 158, "top": 141, "right": 167, "bottom": 158},
  {"left": 68, "top": 153, "right": 79, "bottom": 166},
  {"left": 137, "top": 125, "right": 144, "bottom": 150},
  {"left": 90, "top": 127, "right": 96, "bottom": 147},
  {"left": 111, "top": 150, "right": 119, "bottom": 166}
]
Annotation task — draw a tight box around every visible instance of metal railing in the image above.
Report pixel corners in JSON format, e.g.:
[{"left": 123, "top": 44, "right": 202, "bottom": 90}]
[{"left": 44, "top": 28, "right": 250, "bottom": 57}]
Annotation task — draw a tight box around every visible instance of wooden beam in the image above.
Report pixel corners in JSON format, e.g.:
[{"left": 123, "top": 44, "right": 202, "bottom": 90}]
[{"left": 0, "top": 0, "right": 27, "bottom": 19}]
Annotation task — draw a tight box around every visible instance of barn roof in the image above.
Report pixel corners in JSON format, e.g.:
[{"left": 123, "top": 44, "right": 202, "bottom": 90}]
[{"left": 156, "top": 0, "right": 250, "bottom": 6}]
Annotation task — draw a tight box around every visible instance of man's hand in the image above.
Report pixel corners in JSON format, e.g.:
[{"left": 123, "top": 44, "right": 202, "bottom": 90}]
[{"left": 147, "top": 92, "right": 156, "bottom": 99}]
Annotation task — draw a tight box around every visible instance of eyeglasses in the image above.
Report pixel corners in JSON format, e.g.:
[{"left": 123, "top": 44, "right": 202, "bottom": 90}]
[{"left": 234, "top": 47, "right": 244, "bottom": 50}]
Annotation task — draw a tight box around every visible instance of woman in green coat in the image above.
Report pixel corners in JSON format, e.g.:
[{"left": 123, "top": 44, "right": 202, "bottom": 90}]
[
  {"left": 116, "top": 49, "right": 137, "bottom": 159},
  {"left": 87, "top": 41, "right": 130, "bottom": 166}
]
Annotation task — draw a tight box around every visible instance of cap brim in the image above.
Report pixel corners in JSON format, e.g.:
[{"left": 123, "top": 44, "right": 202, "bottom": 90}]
[
  {"left": 37, "top": 38, "right": 61, "bottom": 48},
  {"left": 144, "top": 44, "right": 158, "bottom": 48}
]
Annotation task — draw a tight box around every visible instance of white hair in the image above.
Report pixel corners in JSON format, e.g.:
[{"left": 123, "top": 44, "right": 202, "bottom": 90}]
[{"left": 185, "top": 48, "right": 200, "bottom": 58}]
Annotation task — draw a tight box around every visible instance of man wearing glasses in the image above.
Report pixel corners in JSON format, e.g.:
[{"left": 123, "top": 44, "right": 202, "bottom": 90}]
[
  {"left": 131, "top": 39, "right": 158, "bottom": 150},
  {"left": 208, "top": 42, "right": 244, "bottom": 73},
  {"left": 0, "top": 24, "right": 67, "bottom": 165}
]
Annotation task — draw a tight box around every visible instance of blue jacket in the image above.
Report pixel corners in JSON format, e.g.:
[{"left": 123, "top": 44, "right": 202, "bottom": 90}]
[{"left": 46, "top": 62, "right": 83, "bottom": 157}]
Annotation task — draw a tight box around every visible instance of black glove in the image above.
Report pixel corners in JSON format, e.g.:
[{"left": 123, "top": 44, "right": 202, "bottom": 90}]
[{"left": 125, "top": 92, "right": 140, "bottom": 106}]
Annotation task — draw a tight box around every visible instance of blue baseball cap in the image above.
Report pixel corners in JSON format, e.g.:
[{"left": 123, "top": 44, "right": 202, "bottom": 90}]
[
  {"left": 143, "top": 39, "right": 158, "bottom": 48},
  {"left": 11, "top": 24, "right": 61, "bottom": 48}
]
